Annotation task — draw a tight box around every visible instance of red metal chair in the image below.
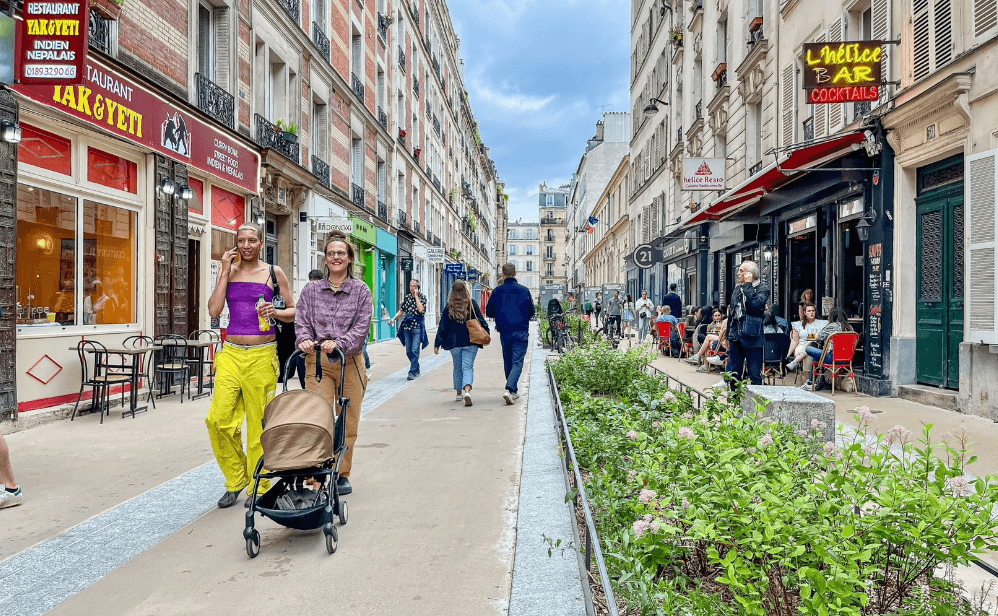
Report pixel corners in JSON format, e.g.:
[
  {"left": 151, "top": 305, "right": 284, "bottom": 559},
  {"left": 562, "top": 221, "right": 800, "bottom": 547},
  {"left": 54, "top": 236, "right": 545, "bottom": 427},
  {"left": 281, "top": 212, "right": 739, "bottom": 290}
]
[
  {"left": 678, "top": 322, "right": 692, "bottom": 358},
  {"left": 657, "top": 321, "right": 675, "bottom": 357},
  {"left": 811, "top": 331, "right": 861, "bottom": 394}
]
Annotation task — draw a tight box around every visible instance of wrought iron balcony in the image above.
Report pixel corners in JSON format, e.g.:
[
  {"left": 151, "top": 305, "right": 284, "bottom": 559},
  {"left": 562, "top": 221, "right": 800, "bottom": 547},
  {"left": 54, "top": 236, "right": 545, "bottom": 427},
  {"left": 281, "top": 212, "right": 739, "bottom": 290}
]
[
  {"left": 413, "top": 147, "right": 419, "bottom": 164},
  {"left": 413, "top": 76, "right": 419, "bottom": 98},
  {"left": 432, "top": 235, "right": 441, "bottom": 247},
  {"left": 378, "top": 107, "right": 388, "bottom": 130},
  {"left": 312, "top": 23, "right": 330, "bottom": 63},
  {"left": 540, "top": 217, "right": 564, "bottom": 225},
  {"left": 195, "top": 73, "right": 235, "bottom": 130},
  {"left": 398, "top": 209, "right": 407, "bottom": 228},
  {"left": 89, "top": 10, "right": 111, "bottom": 54},
  {"left": 677, "top": 126, "right": 684, "bottom": 143},
  {"left": 803, "top": 117, "right": 814, "bottom": 142},
  {"left": 432, "top": 176, "right": 441, "bottom": 193},
  {"left": 277, "top": 0, "right": 299, "bottom": 24},
  {"left": 749, "top": 161, "right": 763, "bottom": 176},
  {"left": 254, "top": 114, "right": 300, "bottom": 163},
  {"left": 413, "top": 219, "right": 420, "bottom": 234},
  {"left": 351, "top": 183, "right": 365, "bottom": 207},
  {"left": 377, "top": 13, "right": 389, "bottom": 41},
  {"left": 717, "top": 69, "right": 728, "bottom": 89},
  {"left": 854, "top": 101, "right": 872, "bottom": 118},
  {"left": 377, "top": 200, "right": 388, "bottom": 221},
  {"left": 748, "top": 25, "right": 764, "bottom": 47},
  {"left": 432, "top": 115, "right": 440, "bottom": 136},
  {"left": 425, "top": 100, "right": 431, "bottom": 119},
  {"left": 311, "top": 155, "right": 330, "bottom": 188},
  {"left": 432, "top": 56, "right": 440, "bottom": 77},
  {"left": 398, "top": 45, "right": 406, "bottom": 72},
  {"left": 695, "top": 99, "right": 703, "bottom": 120},
  {"left": 411, "top": 1, "right": 419, "bottom": 25},
  {"left": 351, "top": 73, "right": 365, "bottom": 101},
  {"left": 426, "top": 228, "right": 432, "bottom": 242},
  {"left": 398, "top": 131, "right": 406, "bottom": 147}
]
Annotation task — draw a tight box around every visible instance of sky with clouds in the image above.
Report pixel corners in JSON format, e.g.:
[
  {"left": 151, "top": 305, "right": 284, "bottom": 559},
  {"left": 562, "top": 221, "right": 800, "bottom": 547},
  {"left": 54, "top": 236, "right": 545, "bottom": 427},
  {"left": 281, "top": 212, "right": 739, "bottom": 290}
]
[{"left": 448, "top": 0, "right": 631, "bottom": 224}]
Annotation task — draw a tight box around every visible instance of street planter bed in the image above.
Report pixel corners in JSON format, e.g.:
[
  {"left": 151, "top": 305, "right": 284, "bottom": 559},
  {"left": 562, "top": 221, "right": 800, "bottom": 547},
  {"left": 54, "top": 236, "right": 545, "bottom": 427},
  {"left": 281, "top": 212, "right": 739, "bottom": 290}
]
[{"left": 549, "top": 340, "right": 998, "bottom": 615}]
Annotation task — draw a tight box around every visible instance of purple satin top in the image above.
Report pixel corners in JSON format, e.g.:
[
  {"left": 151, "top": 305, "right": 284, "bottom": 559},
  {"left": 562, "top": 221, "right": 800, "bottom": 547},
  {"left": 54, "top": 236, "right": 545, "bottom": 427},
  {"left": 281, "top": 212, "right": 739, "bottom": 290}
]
[{"left": 226, "top": 282, "right": 274, "bottom": 336}]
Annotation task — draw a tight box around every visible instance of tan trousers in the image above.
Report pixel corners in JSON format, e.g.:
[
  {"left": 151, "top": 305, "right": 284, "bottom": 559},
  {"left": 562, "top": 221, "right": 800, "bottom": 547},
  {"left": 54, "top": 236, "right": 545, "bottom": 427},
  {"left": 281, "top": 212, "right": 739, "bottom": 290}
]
[{"left": 304, "top": 352, "right": 367, "bottom": 478}]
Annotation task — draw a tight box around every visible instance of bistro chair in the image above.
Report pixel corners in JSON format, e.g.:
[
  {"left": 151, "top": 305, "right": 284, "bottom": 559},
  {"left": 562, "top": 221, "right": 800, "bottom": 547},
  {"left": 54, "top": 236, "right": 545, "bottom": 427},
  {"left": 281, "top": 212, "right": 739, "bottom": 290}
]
[
  {"left": 153, "top": 334, "right": 190, "bottom": 402},
  {"left": 123, "top": 335, "right": 158, "bottom": 410},
  {"left": 761, "top": 332, "right": 792, "bottom": 386},
  {"left": 189, "top": 329, "right": 222, "bottom": 393},
  {"left": 70, "top": 340, "right": 132, "bottom": 424},
  {"left": 657, "top": 321, "right": 676, "bottom": 357},
  {"left": 810, "top": 331, "right": 861, "bottom": 395}
]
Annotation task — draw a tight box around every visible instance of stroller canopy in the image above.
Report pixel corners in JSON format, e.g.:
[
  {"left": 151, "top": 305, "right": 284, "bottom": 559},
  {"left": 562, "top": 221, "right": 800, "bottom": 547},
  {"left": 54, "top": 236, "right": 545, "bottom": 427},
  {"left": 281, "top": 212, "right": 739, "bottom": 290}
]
[{"left": 261, "top": 389, "right": 337, "bottom": 471}]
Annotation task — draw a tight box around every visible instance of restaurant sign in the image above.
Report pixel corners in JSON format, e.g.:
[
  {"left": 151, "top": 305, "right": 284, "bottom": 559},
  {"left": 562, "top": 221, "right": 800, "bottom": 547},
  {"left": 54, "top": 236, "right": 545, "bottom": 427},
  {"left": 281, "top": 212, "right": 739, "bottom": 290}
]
[
  {"left": 682, "top": 158, "right": 725, "bottom": 191},
  {"left": 13, "top": 57, "right": 259, "bottom": 193},
  {"left": 16, "top": 0, "right": 88, "bottom": 85},
  {"left": 802, "top": 41, "right": 883, "bottom": 104}
]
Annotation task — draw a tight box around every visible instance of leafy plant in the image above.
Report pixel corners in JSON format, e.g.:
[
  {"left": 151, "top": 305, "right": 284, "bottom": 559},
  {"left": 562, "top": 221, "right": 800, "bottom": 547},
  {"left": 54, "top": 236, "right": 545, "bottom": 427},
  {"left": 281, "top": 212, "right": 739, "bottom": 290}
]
[
  {"left": 275, "top": 119, "right": 299, "bottom": 135},
  {"left": 669, "top": 25, "right": 683, "bottom": 42}
]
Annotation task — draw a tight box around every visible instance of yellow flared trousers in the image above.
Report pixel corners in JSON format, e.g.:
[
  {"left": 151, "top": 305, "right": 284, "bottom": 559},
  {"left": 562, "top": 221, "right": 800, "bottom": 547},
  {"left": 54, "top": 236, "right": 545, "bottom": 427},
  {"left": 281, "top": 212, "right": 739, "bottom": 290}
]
[{"left": 206, "top": 343, "right": 278, "bottom": 493}]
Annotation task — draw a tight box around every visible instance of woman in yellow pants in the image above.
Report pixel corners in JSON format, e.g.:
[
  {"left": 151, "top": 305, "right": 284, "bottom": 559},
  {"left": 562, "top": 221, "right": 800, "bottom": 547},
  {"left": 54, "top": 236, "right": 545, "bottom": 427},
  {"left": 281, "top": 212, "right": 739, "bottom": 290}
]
[{"left": 206, "top": 223, "right": 295, "bottom": 508}]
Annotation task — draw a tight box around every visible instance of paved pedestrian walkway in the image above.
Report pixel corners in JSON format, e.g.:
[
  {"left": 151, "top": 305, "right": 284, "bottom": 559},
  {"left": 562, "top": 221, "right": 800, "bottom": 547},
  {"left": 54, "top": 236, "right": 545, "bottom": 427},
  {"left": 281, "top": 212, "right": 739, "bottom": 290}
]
[{"left": 0, "top": 325, "right": 586, "bottom": 616}]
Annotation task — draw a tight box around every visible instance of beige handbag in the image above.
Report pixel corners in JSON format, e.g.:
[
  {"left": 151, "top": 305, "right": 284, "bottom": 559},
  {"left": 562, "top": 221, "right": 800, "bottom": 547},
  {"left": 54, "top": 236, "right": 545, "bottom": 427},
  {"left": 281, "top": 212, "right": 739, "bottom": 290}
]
[{"left": 466, "top": 304, "right": 491, "bottom": 346}]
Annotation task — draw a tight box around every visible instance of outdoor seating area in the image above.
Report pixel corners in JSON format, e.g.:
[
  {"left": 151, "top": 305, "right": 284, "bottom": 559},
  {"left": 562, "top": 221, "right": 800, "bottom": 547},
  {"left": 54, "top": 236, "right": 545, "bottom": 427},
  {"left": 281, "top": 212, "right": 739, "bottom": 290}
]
[{"left": 69, "top": 331, "right": 222, "bottom": 422}]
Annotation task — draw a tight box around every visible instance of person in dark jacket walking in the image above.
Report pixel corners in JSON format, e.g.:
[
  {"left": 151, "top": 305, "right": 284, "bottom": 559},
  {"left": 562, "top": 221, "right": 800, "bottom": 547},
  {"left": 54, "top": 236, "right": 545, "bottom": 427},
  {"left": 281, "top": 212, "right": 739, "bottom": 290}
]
[
  {"left": 662, "top": 284, "right": 683, "bottom": 320},
  {"left": 434, "top": 280, "right": 490, "bottom": 406},
  {"left": 485, "top": 263, "right": 534, "bottom": 404},
  {"left": 725, "top": 260, "right": 770, "bottom": 387}
]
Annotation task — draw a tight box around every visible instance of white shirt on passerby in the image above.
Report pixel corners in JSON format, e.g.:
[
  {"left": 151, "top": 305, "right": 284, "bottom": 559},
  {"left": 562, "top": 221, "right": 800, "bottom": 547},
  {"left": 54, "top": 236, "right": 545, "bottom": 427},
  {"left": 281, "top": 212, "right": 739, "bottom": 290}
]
[{"left": 635, "top": 297, "right": 654, "bottom": 320}]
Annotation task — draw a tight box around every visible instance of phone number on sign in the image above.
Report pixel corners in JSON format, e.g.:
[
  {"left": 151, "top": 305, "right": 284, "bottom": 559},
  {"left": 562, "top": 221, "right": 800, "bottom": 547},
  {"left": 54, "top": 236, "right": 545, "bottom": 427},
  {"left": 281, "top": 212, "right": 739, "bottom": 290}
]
[{"left": 22, "top": 64, "right": 78, "bottom": 78}]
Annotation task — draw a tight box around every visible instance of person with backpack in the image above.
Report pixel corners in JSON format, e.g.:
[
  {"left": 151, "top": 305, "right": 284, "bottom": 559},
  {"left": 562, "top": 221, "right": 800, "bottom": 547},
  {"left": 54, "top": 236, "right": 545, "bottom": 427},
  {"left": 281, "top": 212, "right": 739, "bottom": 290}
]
[{"left": 434, "top": 280, "right": 490, "bottom": 406}]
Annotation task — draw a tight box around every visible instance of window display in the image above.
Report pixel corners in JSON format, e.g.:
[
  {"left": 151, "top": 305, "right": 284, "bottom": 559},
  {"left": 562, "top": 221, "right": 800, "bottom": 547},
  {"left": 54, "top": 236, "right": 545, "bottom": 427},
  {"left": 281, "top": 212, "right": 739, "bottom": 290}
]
[{"left": 83, "top": 200, "right": 137, "bottom": 324}]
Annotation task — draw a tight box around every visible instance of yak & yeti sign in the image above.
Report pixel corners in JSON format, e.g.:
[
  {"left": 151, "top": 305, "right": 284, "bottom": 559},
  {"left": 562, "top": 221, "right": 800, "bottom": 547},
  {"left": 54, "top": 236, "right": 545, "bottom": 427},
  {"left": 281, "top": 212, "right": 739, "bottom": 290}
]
[
  {"left": 803, "top": 41, "right": 883, "bottom": 104},
  {"left": 13, "top": 58, "right": 259, "bottom": 192},
  {"left": 17, "top": 0, "right": 88, "bottom": 85},
  {"left": 682, "top": 158, "right": 725, "bottom": 191}
]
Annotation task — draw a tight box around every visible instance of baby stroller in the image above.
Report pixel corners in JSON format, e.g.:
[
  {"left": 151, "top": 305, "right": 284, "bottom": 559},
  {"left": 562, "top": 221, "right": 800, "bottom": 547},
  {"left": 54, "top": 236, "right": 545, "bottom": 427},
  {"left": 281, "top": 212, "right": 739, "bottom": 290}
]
[{"left": 244, "top": 347, "right": 349, "bottom": 558}]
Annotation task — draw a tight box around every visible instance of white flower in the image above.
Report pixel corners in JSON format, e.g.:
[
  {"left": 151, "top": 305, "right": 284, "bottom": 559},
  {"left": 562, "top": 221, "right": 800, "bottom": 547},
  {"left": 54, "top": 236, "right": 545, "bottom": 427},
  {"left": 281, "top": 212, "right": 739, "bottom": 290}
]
[
  {"left": 759, "top": 434, "right": 775, "bottom": 449},
  {"left": 677, "top": 427, "right": 697, "bottom": 440},
  {"left": 638, "top": 489, "right": 657, "bottom": 504},
  {"left": 946, "top": 475, "right": 975, "bottom": 498}
]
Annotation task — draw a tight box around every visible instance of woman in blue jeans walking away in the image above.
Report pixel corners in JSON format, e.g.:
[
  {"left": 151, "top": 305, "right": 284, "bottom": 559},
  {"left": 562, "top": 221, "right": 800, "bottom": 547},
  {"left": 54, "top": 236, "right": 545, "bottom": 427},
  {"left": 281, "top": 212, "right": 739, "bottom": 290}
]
[
  {"left": 434, "top": 280, "right": 490, "bottom": 406},
  {"left": 389, "top": 279, "right": 428, "bottom": 380}
]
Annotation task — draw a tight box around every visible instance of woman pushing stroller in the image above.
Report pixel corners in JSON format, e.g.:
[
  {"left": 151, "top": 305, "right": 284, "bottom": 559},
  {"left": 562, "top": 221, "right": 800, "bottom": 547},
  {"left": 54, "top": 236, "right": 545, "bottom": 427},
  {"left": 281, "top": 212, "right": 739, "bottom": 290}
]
[{"left": 295, "top": 230, "right": 372, "bottom": 496}]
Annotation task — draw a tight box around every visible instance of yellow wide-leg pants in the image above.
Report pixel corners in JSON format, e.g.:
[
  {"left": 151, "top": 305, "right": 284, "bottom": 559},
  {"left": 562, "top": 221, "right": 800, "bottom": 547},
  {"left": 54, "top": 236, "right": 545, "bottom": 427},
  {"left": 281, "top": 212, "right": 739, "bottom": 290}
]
[{"left": 206, "top": 343, "right": 278, "bottom": 493}]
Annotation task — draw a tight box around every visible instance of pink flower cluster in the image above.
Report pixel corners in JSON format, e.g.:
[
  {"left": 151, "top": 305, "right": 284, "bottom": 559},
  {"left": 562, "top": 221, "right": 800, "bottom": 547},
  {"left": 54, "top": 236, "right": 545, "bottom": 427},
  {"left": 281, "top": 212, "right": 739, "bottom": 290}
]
[
  {"left": 662, "top": 391, "right": 677, "bottom": 403},
  {"left": 855, "top": 406, "right": 875, "bottom": 425},
  {"left": 626, "top": 430, "right": 639, "bottom": 440},
  {"left": 633, "top": 514, "right": 655, "bottom": 538},
  {"left": 885, "top": 425, "right": 912, "bottom": 446},
  {"left": 946, "top": 475, "right": 975, "bottom": 498},
  {"left": 677, "top": 426, "right": 697, "bottom": 440},
  {"left": 823, "top": 442, "right": 837, "bottom": 457},
  {"left": 638, "top": 489, "right": 657, "bottom": 503},
  {"left": 682, "top": 411, "right": 693, "bottom": 420},
  {"left": 759, "top": 434, "right": 775, "bottom": 449}
]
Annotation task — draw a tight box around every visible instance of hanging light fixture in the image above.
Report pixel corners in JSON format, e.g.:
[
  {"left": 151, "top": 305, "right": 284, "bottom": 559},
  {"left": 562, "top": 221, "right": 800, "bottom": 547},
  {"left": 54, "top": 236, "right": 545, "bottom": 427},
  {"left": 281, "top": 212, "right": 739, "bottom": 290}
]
[
  {"left": 1, "top": 122, "right": 22, "bottom": 143},
  {"left": 643, "top": 97, "right": 669, "bottom": 117},
  {"left": 855, "top": 210, "right": 878, "bottom": 243},
  {"left": 158, "top": 178, "right": 176, "bottom": 195},
  {"left": 179, "top": 185, "right": 195, "bottom": 200}
]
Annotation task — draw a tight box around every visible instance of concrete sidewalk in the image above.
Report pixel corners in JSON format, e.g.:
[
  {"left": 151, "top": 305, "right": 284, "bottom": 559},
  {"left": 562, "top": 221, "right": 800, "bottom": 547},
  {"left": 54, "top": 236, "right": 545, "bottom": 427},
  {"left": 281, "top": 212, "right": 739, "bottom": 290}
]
[{"left": 0, "top": 330, "right": 587, "bottom": 616}]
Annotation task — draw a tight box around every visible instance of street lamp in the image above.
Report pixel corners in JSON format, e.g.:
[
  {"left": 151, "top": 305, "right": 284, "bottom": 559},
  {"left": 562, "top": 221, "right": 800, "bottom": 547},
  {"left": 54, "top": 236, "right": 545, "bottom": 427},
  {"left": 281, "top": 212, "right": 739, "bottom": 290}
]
[
  {"left": 643, "top": 97, "right": 669, "bottom": 117},
  {"left": 763, "top": 245, "right": 774, "bottom": 262},
  {"left": 855, "top": 210, "right": 878, "bottom": 243}
]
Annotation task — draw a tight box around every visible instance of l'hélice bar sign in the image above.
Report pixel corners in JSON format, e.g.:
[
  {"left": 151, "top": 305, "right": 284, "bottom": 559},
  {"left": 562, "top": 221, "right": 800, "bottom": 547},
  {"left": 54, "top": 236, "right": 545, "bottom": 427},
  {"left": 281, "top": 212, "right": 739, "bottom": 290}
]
[
  {"left": 802, "top": 41, "right": 883, "bottom": 104},
  {"left": 13, "top": 58, "right": 259, "bottom": 193},
  {"left": 16, "top": 0, "right": 88, "bottom": 85}
]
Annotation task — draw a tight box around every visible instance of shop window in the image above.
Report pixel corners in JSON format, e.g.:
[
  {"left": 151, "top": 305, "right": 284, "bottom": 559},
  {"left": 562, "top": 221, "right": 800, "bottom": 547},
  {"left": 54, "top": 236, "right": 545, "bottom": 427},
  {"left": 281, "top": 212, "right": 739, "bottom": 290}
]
[
  {"left": 87, "top": 148, "right": 138, "bottom": 193},
  {"left": 188, "top": 178, "right": 205, "bottom": 215},
  {"left": 18, "top": 124, "right": 72, "bottom": 176},
  {"left": 82, "top": 200, "right": 138, "bottom": 325},
  {"left": 211, "top": 186, "right": 245, "bottom": 231},
  {"left": 211, "top": 228, "right": 237, "bottom": 260}
]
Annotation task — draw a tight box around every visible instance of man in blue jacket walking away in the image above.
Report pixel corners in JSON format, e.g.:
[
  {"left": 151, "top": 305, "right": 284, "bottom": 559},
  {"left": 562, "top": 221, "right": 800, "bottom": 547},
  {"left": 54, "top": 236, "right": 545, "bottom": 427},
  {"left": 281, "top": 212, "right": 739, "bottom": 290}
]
[{"left": 486, "top": 263, "right": 535, "bottom": 404}]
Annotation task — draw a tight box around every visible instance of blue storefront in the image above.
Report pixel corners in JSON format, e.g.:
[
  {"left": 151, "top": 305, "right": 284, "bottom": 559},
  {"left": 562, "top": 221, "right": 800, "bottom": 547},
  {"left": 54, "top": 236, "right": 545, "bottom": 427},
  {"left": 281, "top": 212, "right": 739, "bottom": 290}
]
[{"left": 375, "top": 228, "right": 397, "bottom": 341}]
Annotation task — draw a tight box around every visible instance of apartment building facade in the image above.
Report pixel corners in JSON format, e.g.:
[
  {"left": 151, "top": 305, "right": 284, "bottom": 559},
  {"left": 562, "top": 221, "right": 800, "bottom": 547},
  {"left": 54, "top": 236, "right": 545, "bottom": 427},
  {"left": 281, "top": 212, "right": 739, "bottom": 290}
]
[
  {"left": 538, "top": 182, "right": 569, "bottom": 289},
  {"left": 582, "top": 156, "right": 631, "bottom": 289},
  {"left": 506, "top": 220, "right": 540, "bottom": 302}
]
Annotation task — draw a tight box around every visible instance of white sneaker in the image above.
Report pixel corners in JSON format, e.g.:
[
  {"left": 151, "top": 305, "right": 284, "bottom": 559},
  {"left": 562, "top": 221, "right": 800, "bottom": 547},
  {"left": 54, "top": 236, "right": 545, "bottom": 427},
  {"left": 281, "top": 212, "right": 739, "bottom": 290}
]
[
  {"left": 456, "top": 392, "right": 465, "bottom": 402},
  {"left": 0, "top": 486, "right": 23, "bottom": 509},
  {"left": 711, "top": 380, "right": 727, "bottom": 390},
  {"left": 503, "top": 389, "right": 514, "bottom": 405},
  {"left": 785, "top": 359, "right": 798, "bottom": 372},
  {"left": 464, "top": 392, "right": 473, "bottom": 406},
  {"left": 706, "top": 355, "right": 724, "bottom": 366}
]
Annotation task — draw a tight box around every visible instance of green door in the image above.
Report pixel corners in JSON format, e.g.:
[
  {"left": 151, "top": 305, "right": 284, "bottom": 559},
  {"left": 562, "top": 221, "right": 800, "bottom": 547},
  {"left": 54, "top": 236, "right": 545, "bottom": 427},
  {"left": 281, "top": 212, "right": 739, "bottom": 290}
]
[{"left": 915, "top": 188, "right": 964, "bottom": 389}]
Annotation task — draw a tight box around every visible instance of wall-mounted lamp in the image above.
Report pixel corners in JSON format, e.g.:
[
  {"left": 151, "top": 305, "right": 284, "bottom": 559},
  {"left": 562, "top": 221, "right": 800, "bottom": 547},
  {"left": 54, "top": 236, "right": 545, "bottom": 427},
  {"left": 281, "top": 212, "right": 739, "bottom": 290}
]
[
  {"left": 1, "top": 122, "right": 22, "bottom": 143},
  {"left": 157, "top": 178, "right": 176, "bottom": 195},
  {"left": 255, "top": 215, "right": 265, "bottom": 225},
  {"left": 643, "top": 97, "right": 669, "bottom": 117},
  {"left": 763, "top": 245, "right": 774, "bottom": 262},
  {"left": 861, "top": 130, "right": 882, "bottom": 157},
  {"left": 178, "top": 185, "right": 195, "bottom": 200},
  {"left": 855, "top": 209, "right": 878, "bottom": 243}
]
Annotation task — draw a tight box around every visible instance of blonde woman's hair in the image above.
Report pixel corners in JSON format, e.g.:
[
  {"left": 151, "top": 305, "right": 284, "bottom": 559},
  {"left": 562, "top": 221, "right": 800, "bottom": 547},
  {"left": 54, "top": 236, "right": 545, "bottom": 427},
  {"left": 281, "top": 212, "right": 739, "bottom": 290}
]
[
  {"left": 236, "top": 222, "right": 263, "bottom": 240},
  {"left": 447, "top": 280, "right": 473, "bottom": 321},
  {"left": 323, "top": 230, "right": 358, "bottom": 279}
]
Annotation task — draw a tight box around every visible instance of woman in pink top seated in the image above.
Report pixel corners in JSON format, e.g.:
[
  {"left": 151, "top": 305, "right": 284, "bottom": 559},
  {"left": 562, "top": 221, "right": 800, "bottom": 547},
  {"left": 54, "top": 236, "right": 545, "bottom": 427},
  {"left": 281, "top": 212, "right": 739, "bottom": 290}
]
[{"left": 206, "top": 222, "right": 295, "bottom": 508}]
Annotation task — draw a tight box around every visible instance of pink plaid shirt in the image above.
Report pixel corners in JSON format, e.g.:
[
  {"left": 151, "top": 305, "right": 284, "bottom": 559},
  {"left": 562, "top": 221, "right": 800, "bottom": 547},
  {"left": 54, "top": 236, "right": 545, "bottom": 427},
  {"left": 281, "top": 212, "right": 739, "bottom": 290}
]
[{"left": 295, "top": 278, "right": 373, "bottom": 356}]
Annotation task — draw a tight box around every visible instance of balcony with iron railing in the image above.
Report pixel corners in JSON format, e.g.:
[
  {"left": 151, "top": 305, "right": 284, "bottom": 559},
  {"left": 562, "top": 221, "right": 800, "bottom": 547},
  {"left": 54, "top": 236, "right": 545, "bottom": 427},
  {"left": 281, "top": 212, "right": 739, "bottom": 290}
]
[
  {"left": 254, "top": 114, "right": 299, "bottom": 163},
  {"left": 411, "top": 0, "right": 419, "bottom": 25},
  {"left": 432, "top": 235, "right": 441, "bottom": 247},
  {"left": 540, "top": 217, "right": 564, "bottom": 225},
  {"left": 89, "top": 10, "right": 111, "bottom": 54},
  {"left": 378, "top": 107, "right": 388, "bottom": 130},
  {"left": 413, "top": 76, "right": 419, "bottom": 98},
  {"left": 312, "top": 23, "right": 330, "bottom": 63},
  {"left": 695, "top": 99, "right": 703, "bottom": 120},
  {"left": 377, "top": 13, "right": 389, "bottom": 41},
  {"left": 397, "top": 209, "right": 407, "bottom": 228},
  {"left": 426, "top": 99, "right": 431, "bottom": 119},
  {"left": 311, "top": 155, "right": 330, "bottom": 188},
  {"left": 398, "top": 128, "right": 406, "bottom": 147},
  {"left": 433, "top": 115, "right": 440, "bottom": 136},
  {"left": 277, "top": 0, "right": 299, "bottom": 24},
  {"left": 803, "top": 117, "right": 814, "bottom": 143},
  {"left": 748, "top": 24, "right": 764, "bottom": 47},
  {"left": 352, "top": 183, "right": 365, "bottom": 207},
  {"left": 749, "top": 161, "right": 763, "bottom": 176},
  {"left": 432, "top": 56, "right": 440, "bottom": 77},
  {"left": 377, "top": 200, "right": 388, "bottom": 221},
  {"left": 677, "top": 126, "right": 684, "bottom": 143},
  {"left": 413, "top": 219, "right": 420, "bottom": 234},
  {"left": 854, "top": 101, "right": 872, "bottom": 118},
  {"left": 351, "top": 73, "right": 365, "bottom": 101},
  {"left": 398, "top": 45, "right": 406, "bottom": 72},
  {"left": 195, "top": 72, "right": 235, "bottom": 130},
  {"left": 716, "top": 68, "right": 728, "bottom": 90}
]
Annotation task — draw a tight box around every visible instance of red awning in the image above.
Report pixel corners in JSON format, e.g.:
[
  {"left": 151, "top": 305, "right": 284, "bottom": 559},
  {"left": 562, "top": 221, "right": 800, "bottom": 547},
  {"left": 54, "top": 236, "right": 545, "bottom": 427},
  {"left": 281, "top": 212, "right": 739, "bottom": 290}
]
[{"left": 682, "top": 131, "right": 867, "bottom": 227}]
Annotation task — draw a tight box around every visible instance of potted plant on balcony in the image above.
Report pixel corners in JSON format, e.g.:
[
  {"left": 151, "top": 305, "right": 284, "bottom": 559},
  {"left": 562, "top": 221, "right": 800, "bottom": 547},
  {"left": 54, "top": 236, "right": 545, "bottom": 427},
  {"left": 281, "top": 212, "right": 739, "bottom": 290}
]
[
  {"left": 275, "top": 119, "right": 299, "bottom": 144},
  {"left": 399, "top": 128, "right": 407, "bottom": 140},
  {"left": 92, "top": 0, "right": 124, "bottom": 20},
  {"left": 669, "top": 25, "right": 683, "bottom": 46}
]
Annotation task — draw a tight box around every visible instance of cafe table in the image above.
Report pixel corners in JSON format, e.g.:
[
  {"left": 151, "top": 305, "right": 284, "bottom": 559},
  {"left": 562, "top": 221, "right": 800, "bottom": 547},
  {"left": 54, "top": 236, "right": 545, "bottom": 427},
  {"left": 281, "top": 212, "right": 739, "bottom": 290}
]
[
  {"left": 156, "top": 338, "right": 219, "bottom": 400},
  {"left": 69, "top": 345, "right": 161, "bottom": 418}
]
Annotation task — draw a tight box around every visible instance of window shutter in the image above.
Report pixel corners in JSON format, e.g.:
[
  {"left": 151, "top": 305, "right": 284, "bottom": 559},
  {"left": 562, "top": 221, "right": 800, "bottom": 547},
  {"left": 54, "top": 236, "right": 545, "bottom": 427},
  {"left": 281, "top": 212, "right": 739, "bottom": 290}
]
[
  {"left": 934, "top": 0, "right": 953, "bottom": 67},
  {"left": 316, "top": 105, "right": 327, "bottom": 159},
  {"left": 377, "top": 162, "right": 386, "bottom": 202},
  {"left": 872, "top": 0, "right": 891, "bottom": 104},
  {"left": 913, "top": 0, "right": 930, "bottom": 81},
  {"left": 967, "top": 150, "right": 998, "bottom": 344},
  {"left": 352, "top": 138, "right": 362, "bottom": 184},
  {"left": 214, "top": 8, "right": 229, "bottom": 89},
  {"left": 827, "top": 18, "right": 843, "bottom": 130},
  {"left": 813, "top": 32, "right": 827, "bottom": 139},
  {"left": 975, "top": 0, "right": 998, "bottom": 37},
  {"left": 352, "top": 35, "right": 362, "bottom": 75},
  {"left": 781, "top": 64, "right": 794, "bottom": 146}
]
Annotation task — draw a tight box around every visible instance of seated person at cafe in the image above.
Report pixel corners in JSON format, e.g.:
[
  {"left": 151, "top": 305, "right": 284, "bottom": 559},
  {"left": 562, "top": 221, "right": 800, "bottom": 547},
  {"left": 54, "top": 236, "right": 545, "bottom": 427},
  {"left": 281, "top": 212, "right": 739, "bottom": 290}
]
[
  {"left": 799, "top": 307, "right": 854, "bottom": 391},
  {"left": 764, "top": 304, "right": 790, "bottom": 334},
  {"left": 655, "top": 305, "right": 682, "bottom": 354},
  {"left": 786, "top": 303, "right": 828, "bottom": 372}
]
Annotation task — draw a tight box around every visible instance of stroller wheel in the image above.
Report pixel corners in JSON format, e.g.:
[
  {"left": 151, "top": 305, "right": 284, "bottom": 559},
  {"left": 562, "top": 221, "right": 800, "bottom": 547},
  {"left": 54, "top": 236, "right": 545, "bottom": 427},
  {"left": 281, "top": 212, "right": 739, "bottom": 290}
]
[
  {"left": 338, "top": 500, "right": 349, "bottom": 525},
  {"left": 246, "top": 529, "right": 261, "bottom": 559},
  {"left": 325, "top": 524, "right": 338, "bottom": 554}
]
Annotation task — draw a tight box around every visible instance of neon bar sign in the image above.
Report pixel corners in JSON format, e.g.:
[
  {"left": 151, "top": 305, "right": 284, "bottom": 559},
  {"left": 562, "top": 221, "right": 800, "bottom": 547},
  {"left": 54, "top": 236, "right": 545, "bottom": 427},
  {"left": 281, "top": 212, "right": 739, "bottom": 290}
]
[{"left": 803, "top": 41, "right": 883, "bottom": 104}]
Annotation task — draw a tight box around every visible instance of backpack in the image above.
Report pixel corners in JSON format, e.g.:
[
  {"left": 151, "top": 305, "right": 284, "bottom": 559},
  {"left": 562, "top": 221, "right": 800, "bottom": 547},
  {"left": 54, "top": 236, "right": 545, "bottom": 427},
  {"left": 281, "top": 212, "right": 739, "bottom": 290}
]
[{"left": 584, "top": 301, "right": 592, "bottom": 312}]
